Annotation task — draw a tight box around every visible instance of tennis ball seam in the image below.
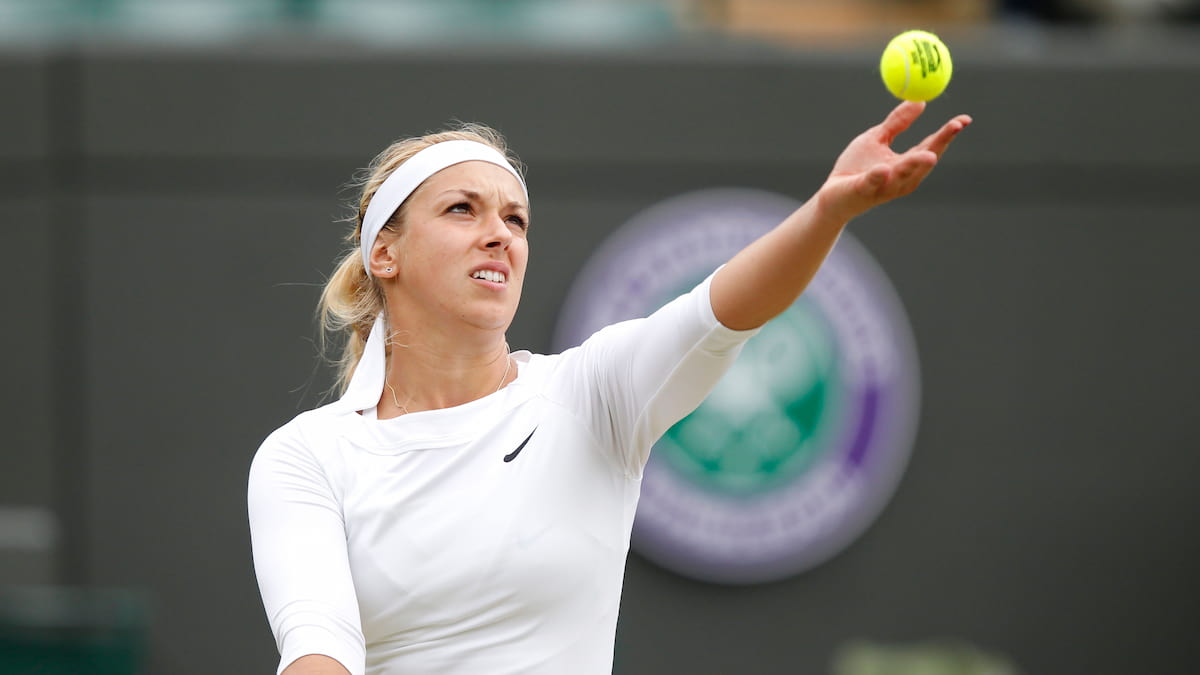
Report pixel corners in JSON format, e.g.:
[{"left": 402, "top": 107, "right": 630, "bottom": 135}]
[{"left": 893, "top": 43, "right": 911, "bottom": 98}]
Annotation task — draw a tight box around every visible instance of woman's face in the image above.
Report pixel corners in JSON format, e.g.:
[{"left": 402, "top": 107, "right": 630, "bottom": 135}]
[{"left": 385, "top": 160, "right": 530, "bottom": 335}]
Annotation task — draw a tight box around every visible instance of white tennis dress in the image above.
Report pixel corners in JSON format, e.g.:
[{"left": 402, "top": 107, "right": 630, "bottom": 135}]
[{"left": 248, "top": 273, "right": 756, "bottom": 675}]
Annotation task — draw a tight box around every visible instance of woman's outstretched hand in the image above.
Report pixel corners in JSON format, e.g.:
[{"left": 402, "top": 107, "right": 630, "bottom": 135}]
[
  {"left": 815, "top": 101, "right": 972, "bottom": 224},
  {"left": 712, "top": 101, "right": 972, "bottom": 330}
]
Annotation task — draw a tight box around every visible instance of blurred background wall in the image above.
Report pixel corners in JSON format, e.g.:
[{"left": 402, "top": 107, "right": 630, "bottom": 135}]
[{"left": 1, "top": 1, "right": 1198, "bottom": 673}]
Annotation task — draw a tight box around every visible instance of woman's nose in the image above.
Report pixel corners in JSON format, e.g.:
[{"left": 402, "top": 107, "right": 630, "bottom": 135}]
[{"left": 483, "top": 213, "right": 512, "bottom": 249}]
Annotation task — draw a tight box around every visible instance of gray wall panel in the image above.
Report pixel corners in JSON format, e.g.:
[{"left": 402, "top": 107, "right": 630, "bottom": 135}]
[
  {"left": 0, "top": 200, "right": 55, "bottom": 507},
  {"left": 0, "top": 51, "right": 50, "bottom": 160},
  {"left": 0, "top": 197, "right": 57, "bottom": 588},
  {"left": 82, "top": 194, "right": 342, "bottom": 674},
  {"left": 76, "top": 46, "right": 1200, "bottom": 166},
  {"left": 0, "top": 48, "right": 56, "bottom": 586}
]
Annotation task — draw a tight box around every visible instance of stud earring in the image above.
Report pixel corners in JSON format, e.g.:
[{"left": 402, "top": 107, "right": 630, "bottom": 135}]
[{"left": 385, "top": 267, "right": 394, "bottom": 273}]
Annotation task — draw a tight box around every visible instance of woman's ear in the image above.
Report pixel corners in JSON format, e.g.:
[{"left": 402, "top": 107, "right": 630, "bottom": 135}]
[{"left": 368, "top": 238, "right": 399, "bottom": 278}]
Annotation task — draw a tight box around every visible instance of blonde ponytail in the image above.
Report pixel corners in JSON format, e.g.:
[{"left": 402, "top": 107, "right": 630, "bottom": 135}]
[{"left": 318, "top": 123, "right": 522, "bottom": 395}]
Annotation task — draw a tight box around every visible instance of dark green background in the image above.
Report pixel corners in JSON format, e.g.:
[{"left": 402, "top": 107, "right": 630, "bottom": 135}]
[{"left": 2, "top": 35, "right": 1197, "bottom": 674}]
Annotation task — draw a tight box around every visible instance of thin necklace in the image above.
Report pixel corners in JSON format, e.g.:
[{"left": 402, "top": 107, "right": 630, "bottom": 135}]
[{"left": 386, "top": 350, "right": 512, "bottom": 415}]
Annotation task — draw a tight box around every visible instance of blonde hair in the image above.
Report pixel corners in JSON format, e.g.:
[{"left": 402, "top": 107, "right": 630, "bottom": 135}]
[{"left": 318, "top": 123, "right": 523, "bottom": 394}]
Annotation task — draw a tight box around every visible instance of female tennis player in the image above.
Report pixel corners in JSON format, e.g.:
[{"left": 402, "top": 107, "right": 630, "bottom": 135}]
[{"left": 249, "top": 101, "right": 971, "bottom": 675}]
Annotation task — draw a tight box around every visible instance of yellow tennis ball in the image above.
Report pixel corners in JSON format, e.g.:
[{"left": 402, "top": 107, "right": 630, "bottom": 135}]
[{"left": 880, "top": 30, "right": 953, "bottom": 102}]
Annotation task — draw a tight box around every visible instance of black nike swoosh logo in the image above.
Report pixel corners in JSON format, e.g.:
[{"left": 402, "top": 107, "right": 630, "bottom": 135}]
[{"left": 503, "top": 427, "right": 537, "bottom": 463}]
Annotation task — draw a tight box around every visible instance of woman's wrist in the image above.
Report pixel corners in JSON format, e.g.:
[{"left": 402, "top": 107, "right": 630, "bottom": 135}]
[{"left": 807, "top": 183, "right": 859, "bottom": 235}]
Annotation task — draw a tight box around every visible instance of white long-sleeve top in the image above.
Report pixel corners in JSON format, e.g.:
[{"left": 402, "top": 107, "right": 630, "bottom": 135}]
[{"left": 247, "top": 273, "right": 757, "bottom": 675}]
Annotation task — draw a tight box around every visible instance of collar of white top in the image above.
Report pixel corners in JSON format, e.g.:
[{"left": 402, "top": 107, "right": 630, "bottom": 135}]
[
  {"left": 336, "top": 314, "right": 525, "bottom": 415},
  {"left": 358, "top": 139, "right": 527, "bottom": 275},
  {"left": 335, "top": 313, "right": 388, "bottom": 413}
]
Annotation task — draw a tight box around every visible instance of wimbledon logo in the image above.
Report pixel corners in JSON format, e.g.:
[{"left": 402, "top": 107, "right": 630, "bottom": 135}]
[{"left": 553, "top": 188, "right": 920, "bottom": 585}]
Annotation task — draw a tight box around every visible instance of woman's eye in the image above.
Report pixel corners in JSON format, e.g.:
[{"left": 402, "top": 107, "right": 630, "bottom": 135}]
[
  {"left": 448, "top": 202, "right": 470, "bottom": 214},
  {"left": 506, "top": 215, "right": 528, "bottom": 229}
]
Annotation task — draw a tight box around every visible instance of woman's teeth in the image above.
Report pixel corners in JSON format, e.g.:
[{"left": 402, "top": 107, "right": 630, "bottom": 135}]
[{"left": 472, "top": 270, "right": 506, "bottom": 284}]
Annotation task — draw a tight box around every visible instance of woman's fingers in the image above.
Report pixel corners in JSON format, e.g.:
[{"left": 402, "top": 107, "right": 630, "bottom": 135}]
[
  {"left": 862, "top": 163, "right": 891, "bottom": 192},
  {"left": 827, "top": 106, "right": 972, "bottom": 218},
  {"left": 915, "top": 114, "right": 973, "bottom": 158},
  {"left": 877, "top": 101, "right": 926, "bottom": 144},
  {"left": 867, "top": 150, "right": 937, "bottom": 201}
]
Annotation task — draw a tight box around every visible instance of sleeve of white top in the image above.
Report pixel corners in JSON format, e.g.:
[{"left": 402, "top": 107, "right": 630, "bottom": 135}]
[
  {"left": 247, "top": 421, "right": 366, "bottom": 675},
  {"left": 573, "top": 269, "right": 760, "bottom": 478}
]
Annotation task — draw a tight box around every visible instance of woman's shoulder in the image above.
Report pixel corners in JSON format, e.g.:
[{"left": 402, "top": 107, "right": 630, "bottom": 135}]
[
  {"left": 248, "top": 405, "right": 363, "bottom": 506},
  {"left": 254, "top": 402, "right": 359, "bottom": 463},
  {"left": 516, "top": 349, "right": 584, "bottom": 388}
]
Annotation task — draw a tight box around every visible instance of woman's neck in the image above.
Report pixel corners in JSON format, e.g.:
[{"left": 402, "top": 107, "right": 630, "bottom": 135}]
[{"left": 377, "top": 332, "right": 512, "bottom": 419}]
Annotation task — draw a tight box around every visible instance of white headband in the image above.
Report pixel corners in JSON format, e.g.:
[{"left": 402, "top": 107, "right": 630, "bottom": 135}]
[{"left": 359, "top": 139, "right": 527, "bottom": 275}]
